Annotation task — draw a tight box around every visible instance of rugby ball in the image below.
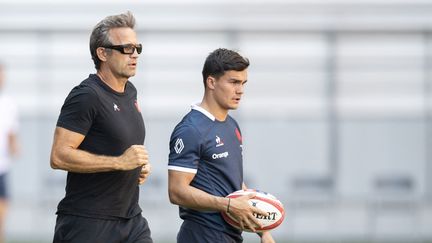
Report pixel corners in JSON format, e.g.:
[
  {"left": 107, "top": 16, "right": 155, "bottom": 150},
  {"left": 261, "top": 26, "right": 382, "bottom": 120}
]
[{"left": 221, "top": 189, "right": 285, "bottom": 232}]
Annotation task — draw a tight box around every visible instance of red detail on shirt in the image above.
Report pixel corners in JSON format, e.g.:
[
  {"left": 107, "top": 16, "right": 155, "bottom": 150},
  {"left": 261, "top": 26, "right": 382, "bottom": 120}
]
[
  {"left": 134, "top": 100, "right": 141, "bottom": 113},
  {"left": 235, "top": 128, "right": 242, "bottom": 143}
]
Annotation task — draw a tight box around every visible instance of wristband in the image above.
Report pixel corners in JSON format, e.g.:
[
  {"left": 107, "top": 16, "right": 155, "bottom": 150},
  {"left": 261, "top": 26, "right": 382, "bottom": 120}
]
[{"left": 227, "top": 198, "right": 231, "bottom": 214}]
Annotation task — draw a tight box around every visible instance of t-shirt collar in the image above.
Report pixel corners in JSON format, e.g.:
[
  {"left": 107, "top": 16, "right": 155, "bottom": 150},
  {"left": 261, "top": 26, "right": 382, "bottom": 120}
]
[{"left": 191, "top": 103, "right": 215, "bottom": 121}]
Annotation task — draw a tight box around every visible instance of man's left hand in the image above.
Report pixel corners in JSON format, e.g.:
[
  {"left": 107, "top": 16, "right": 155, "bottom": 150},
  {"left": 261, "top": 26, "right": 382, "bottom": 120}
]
[
  {"left": 260, "top": 231, "right": 275, "bottom": 243},
  {"left": 138, "top": 163, "right": 151, "bottom": 184}
]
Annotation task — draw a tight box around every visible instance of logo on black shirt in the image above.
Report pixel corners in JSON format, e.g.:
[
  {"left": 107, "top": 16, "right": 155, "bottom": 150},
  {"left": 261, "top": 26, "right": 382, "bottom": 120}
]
[{"left": 113, "top": 103, "right": 121, "bottom": 112}]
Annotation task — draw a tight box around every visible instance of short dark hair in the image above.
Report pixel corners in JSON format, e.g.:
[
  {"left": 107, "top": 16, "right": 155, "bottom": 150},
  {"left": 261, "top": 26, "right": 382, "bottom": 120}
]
[
  {"left": 89, "top": 11, "right": 136, "bottom": 70},
  {"left": 202, "top": 48, "right": 250, "bottom": 86}
]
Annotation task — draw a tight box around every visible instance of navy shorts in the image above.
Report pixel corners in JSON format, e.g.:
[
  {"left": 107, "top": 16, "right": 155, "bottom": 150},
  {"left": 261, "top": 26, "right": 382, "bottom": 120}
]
[
  {"left": 53, "top": 214, "right": 153, "bottom": 243},
  {"left": 177, "top": 220, "right": 242, "bottom": 243},
  {"left": 0, "top": 173, "right": 8, "bottom": 199}
]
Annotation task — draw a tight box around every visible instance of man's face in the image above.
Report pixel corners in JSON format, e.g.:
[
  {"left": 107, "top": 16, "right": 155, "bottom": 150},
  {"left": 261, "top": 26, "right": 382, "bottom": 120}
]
[
  {"left": 105, "top": 27, "right": 140, "bottom": 79},
  {"left": 211, "top": 69, "right": 248, "bottom": 111}
]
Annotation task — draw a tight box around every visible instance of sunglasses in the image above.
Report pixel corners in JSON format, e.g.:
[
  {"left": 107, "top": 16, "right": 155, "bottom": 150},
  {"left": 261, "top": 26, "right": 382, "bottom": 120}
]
[{"left": 103, "top": 43, "right": 142, "bottom": 55}]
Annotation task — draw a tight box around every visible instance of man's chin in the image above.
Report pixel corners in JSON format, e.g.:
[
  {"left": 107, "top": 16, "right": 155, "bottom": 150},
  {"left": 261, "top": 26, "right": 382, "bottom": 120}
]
[
  {"left": 229, "top": 105, "right": 240, "bottom": 110},
  {"left": 122, "top": 72, "right": 136, "bottom": 79}
]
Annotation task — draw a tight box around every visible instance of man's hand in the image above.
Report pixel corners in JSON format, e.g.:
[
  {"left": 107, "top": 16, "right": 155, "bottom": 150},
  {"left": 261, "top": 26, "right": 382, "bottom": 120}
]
[
  {"left": 138, "top": 163, "right": 152, "bottom": 184},
  {"left": 228, "top": 193, "right": 269, "bottom": 232},
  {"left": 260, "top": 231, "right": 275, "bottom": 243},
  {"left": 118, "top": 145, "right": 149, "bottom": 170}
]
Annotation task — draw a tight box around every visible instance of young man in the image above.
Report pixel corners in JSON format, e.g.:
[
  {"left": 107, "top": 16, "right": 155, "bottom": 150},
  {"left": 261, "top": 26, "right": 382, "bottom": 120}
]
[
  {"left": 0, "top": 63, "right": 19, "bottom": 243},
  {"left": 50, "top": 12, "right": 153, "bottom": 243},
  {"left": 168, "top": 48, "right": 275, "bottom": 243}
]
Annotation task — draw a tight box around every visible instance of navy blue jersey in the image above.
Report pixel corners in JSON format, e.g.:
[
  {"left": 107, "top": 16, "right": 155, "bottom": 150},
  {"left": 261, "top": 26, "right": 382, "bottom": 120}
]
[
  {"left": 56, "top": 74, "right": 145, "bottom": 219},
  {"left": 168, "top": 105, "right": 243, "bottom": 238}
]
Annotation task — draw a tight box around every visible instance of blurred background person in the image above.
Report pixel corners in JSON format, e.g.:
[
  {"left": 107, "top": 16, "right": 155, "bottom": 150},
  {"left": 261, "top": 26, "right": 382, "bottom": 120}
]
[{"left": 0, "top": 62, "right": 19, "bottom": 243}]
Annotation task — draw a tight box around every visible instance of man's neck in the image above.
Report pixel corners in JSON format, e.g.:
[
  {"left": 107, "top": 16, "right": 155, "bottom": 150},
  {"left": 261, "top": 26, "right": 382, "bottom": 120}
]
[
  {"left": 200, "top": 98, "right": 229, "bottom": 122},
  {"left": 96, "top": 69, "right": 127, "bottom": 93}
]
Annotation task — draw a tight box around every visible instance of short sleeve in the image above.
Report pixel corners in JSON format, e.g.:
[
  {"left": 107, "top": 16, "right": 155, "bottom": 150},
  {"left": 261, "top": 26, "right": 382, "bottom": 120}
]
[
  {"left": 168, "top": 124, "right": 201, "bottom": 174},
  {"left": 56, "top": 86, "right": 98, "bottom": 135}
]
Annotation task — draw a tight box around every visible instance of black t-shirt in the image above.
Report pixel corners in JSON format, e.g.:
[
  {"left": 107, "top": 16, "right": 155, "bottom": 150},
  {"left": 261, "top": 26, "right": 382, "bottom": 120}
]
[{"left": 56, "top": 74, "right": 145, "bottom": 219}]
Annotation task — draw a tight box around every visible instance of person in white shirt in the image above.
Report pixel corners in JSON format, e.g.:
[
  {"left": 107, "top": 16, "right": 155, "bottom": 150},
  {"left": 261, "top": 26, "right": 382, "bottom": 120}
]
[{"left": 0, "top": 63, "right": 19, "bottom": 243}]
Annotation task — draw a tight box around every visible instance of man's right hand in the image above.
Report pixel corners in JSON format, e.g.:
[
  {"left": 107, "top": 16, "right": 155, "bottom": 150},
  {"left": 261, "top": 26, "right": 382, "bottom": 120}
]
[
  {"left": 118, "top": 145, "right": 149, "bottom": 170},
  {"left": 228, "top": 193, "right": 269, "bottom": 232}
]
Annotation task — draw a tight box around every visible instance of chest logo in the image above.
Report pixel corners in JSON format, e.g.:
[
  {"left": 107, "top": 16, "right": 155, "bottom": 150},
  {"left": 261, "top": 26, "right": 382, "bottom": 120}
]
[
  {"left": 174, "top": 138, "right": 184, "bottom": 154},
  {"left": 215, "top": 135, "right": 224, "bottom": 147},
  {"left": 212, "top": 151, "right": 229, "bottom": 159},
  {"left": 113, "top": 103, "right": 121, "bottom": 112}
]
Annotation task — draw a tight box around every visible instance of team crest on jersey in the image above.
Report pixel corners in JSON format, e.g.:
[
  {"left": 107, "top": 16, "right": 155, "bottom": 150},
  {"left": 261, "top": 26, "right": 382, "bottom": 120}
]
[
  {"left": 174, "top": 138, "right": 184, "bottom": 154},
  {"left": 113, "top": 103, "right": 120, "bottom": 112},
  {"left": 215, "top": 135, "right": 224, "bottom": 147}
]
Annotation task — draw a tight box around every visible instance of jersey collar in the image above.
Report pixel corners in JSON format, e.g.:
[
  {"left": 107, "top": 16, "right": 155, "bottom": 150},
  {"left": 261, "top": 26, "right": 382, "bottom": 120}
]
[{"left": 191, "top": 104, "right": 215, "bottom": 121}]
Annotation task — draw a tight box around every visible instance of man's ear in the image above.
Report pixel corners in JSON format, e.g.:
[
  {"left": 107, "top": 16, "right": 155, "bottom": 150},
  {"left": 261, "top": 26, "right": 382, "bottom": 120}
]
[
  {"left": 96, "top": 47, "right": 108, "bottom": 62},
  {"left": 206, "top": 76, "right": 216, "bottom": 90}
]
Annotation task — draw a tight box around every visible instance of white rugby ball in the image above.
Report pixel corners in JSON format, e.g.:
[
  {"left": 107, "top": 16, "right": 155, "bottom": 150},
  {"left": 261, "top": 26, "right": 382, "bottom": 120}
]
[{"left": 221, "top": 189, "right": 285, "bottom": 232}]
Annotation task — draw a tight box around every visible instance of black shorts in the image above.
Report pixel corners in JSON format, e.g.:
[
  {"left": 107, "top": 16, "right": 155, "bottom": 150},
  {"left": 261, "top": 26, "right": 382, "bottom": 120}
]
[
  {"left": 177, "top": 220, "right": 242, "bottom": 243},
  {"left": 0, "top": 173, "right": 8, "bottom": 199},
  {"left": 53, "top": 214, "right": 153, "bottom": 243}
]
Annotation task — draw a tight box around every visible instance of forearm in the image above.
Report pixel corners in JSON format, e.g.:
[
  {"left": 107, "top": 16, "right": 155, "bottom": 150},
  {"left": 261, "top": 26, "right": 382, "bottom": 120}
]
[
  {"left": 8, "top": 133, "right": 19, "bottom": 157},
  {"left": 259, "top": 231, "right": 275, "bottom": 243},
  {"left": 242, "top": 182, "right": 247, "bottom": 190},
  {"left": 50, "top": 146, "right": 121, "bottom": 173},
  {"left": 169, "top": 183, "right": 229, "bottom": 212}
]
